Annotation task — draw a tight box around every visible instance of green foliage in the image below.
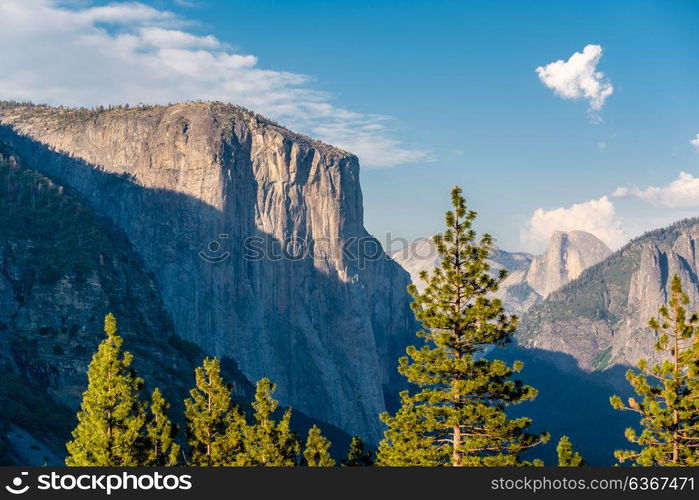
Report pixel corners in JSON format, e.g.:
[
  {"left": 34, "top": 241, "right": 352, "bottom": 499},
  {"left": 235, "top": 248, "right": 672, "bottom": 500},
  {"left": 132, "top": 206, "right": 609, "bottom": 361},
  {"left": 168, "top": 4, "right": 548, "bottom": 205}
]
[
  {"left": 379, "top": 187, "right": 549, "bottom": 466},
  {"left": 377, "top": 391, "right": 445, "bottom": 466},
  {"left": 184, "top": 357, "right": 245, "bottom": 466},
  {"left": 0, "top": 373, "right": 73, "bottom": 452},
  {"left": 241, "top": 378, "right": 300, "bottom": 466},
  {"left": 341, "top": 435, "right": 373, "bottom": 466},
  {"left": 0, "top": 148, "right": 208, "bottom": 434},
  {"left": 610, "top": 275, "right": 699, "bottom": 466},
  {"left": 65, "top": 314, "right": 147, "bottom": 466},
  {"left": 557, "top": 436, "right": 585, "bottom": 466},
  {"left": 0, "top": 153, "right": 127, "bottom": 286},
  {"left": 143, "top": 388, "right": 180, "bottom": 466},
  {"left": 302, "top": 425, "right": 335, "bottom": 467}
]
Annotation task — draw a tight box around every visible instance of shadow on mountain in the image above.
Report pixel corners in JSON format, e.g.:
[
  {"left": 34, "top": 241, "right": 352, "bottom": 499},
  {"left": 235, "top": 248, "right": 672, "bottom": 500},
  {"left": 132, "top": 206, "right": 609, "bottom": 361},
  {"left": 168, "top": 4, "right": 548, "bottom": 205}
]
[
  {"left": 496, "top": 342, "right": 638, "bottom": 466},
  {"left": 0, "top": 125, "right": 373, "bottom": 462},
  {"left": 3, "top": 120, "right": 639, "bottom": 463}
]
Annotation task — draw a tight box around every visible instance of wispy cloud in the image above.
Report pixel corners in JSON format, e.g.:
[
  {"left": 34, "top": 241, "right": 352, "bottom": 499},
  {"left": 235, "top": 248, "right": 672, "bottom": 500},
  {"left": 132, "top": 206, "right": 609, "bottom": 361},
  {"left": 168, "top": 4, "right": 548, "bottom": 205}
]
[
  {"left": 613, "top": 171, "right": 699, "bottom": 208},
  {"left": 521, "top": 196, "right": 627, "bottom": 252},
  {"left": 691, "top": 134, "right": 699, "bottom": 153},
  {"left": 0, "top": 0, "right": 428, "bottom": 169},
  {"left": 172, "top": 0, "right": 205, "bottom": 7},
  {"left": 536, "top": 44, "right": 613, "bottom": 114}
]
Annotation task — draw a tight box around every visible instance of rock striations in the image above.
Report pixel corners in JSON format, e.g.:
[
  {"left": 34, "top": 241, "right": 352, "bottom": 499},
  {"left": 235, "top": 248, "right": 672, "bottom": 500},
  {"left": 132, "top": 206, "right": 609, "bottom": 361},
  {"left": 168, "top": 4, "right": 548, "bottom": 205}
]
[
  {"left": 518, "top": 218, "right": 699, "bottom": 372},
  {"left": 0, "top": 101, "right": 417, "bottom": 442},
  {"left": 526, "top": 230, "right": 612, "bottom": 298}
]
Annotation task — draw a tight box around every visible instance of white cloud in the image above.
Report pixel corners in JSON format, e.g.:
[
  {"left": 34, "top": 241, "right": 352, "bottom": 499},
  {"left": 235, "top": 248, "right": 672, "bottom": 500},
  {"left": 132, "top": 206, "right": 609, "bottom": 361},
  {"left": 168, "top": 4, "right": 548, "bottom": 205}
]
[
  {"left": 139, "top": 27, "right": 221, "bottom": 49},
  {"left": 690, "top": 134, "right": 699, "bottom": 153},
  {"left": 613, "top": 171, "right": 699, "bottom": 208},
  {"left": 536, "top": 44, "right": 614, "bottom": 112},
  {"left": 173, "top": 0, "right": 203, "bottom": 6},
  {"left": 0, "top": 0, "right": 428, "bottom": 169},
  {"left": 521, "top": 196, "right": 627, "bottom": 252}
]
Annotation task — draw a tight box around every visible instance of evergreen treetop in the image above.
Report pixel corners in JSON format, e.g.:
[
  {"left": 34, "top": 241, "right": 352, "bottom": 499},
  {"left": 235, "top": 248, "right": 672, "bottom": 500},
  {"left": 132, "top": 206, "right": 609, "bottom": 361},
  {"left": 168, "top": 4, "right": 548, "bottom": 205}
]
[
  {"left": 342, "top": 435, "right": 373, "bottom": 466},
  {"left": 303, "top": 425, "right": 335, "bottom": 467},
  {"left": 66, "top": 313, "right": 147, "bottom": 466},
  {"left": 143, "top": 388, "right": 180, "bottom": 466},
  {"left": 242, "top": 378, "right": 300, "bottom": 466},
  {"left": 184, "top": 357, "right": 245, "bottom": 466}
]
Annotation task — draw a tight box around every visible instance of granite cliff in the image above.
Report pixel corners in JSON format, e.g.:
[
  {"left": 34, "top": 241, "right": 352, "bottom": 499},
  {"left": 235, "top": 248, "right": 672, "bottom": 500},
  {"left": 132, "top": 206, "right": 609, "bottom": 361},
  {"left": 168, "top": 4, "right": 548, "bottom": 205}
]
[
  {"left": 518, "top": 218, "right": 699, "bottom": 372},
  {"left": 0, "top": 101, "right": 417, "bottom": 442},
  {"left": 527, "top": 230, "right": 611, "bottom": 298}
]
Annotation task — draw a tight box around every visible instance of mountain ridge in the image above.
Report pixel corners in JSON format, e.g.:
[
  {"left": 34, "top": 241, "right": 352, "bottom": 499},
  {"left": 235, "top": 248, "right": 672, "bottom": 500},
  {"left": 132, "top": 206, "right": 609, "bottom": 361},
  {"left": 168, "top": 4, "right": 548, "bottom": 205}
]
[
  {"left": 0, "top": 101, "right": 418, "bottom": 443},
  {"left": 518, "top": 217, "right": 699, "bottom": 371}
]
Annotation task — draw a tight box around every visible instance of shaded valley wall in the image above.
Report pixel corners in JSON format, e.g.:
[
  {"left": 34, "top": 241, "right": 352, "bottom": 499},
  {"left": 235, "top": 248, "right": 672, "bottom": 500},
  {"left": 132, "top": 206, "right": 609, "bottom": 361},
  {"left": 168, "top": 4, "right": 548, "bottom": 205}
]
[{"left": 0, "top": 102, "right": 417, "bottom": 442}]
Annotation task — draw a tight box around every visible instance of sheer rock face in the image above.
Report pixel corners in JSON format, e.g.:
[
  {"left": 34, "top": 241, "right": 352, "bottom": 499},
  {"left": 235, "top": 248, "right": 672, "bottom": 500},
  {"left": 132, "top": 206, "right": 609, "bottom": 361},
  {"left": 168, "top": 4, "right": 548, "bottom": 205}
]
[
  {"left": 488, "top": 248, "right": 540, "bottom": 314},
  {"left": 0, "top": 102, "right": 416, "bottom": 442},
  {"left": 526, "top": 231, "right": 612, "bottom": 298},
  {"left": 518, "top": 219, "right": 699, "bottom": 372}
]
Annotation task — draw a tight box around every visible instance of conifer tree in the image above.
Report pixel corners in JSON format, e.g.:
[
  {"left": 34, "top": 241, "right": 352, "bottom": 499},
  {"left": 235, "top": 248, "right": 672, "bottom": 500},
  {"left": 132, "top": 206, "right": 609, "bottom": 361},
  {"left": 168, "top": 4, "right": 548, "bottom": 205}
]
[
  {"left": 557, "top": 436, "right": 584, "bottom": 466},
  {"left": 66, "top": 313, "right": 147, "bottom": 466},
  {"left": 379, "top": 187, "right": 549, "bottom": 466},
  {"left": 184, "top": 357, "right": 245, "bottom": 466},
  {"left": 143, "top": 388, "right": 180, "bottom": 466},
  {"left": 610, "top": 275, "right": 699, "bottom": 466},
  {"left": 341, "top": 435, "right": 374, "bottom": 466},
  {"left": 303, "top": 425, "right": 335, "bottom": 467},
  {"left": 377, "top": 392, "right": 444, "bottom": 466},
  {"left": 242, "top": 378, "right": 300, "bottom": 466}
]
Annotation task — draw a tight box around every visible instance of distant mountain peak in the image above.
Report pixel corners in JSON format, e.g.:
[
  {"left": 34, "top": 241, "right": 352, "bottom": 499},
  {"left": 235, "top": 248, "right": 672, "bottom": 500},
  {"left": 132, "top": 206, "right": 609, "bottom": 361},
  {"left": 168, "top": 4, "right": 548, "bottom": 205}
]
[
  {"left": 518, "top": 218, "right": 699, "bottom": 373},
  {"left": 527, "top": 230, "right": 612, "bottom": 297},
  {"left": 391, "top": 230, "right": 609, "bottom": 315}
]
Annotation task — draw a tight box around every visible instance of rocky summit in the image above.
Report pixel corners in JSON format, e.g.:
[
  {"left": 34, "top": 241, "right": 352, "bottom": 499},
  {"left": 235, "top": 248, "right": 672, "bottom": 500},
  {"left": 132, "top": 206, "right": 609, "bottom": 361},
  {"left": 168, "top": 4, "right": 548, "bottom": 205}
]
[
  {"left": 518, "top": 218, "right": 699, "bottom": 372},
  {"left": 0, "top": 101, "right": 418, "bottom": 443},
  {"left": 526, "top": 230, "right": 612, "bottom": 298}
]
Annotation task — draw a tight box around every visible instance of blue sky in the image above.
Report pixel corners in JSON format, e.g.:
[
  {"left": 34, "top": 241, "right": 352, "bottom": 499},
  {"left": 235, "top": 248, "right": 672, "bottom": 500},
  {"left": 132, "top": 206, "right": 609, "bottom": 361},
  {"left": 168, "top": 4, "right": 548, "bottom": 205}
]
[{"left": 2, "top": 0, "right": 698, "bottom": 252}]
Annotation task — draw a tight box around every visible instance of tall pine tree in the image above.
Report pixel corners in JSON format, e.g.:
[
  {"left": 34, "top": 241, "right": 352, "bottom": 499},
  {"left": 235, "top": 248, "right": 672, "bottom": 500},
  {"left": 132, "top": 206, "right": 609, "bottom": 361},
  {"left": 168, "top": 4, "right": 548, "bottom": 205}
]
[
  {"left": 303, "top": 425, "right": 335, "bottom": 467},
  {"left": 611, "top": 275, "right": 699, "bottom": 466},
  {"left": 143, "top": 388, "right": 180, "bottom": 466},
  {"left": 184, "top": 357, "right": 245, "bottom": 466},
  {"left": 341, "top": 435, "right": 373, "bottom": 466},
  {"left": 66, "top": 314, "right": 147, "bottom": 466},
  {"left": 379, "top": 187, "right": 548, "bottom": 466},
  {"left": 242, "top": 378, "right": 300, "bottom": 466}
]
